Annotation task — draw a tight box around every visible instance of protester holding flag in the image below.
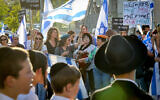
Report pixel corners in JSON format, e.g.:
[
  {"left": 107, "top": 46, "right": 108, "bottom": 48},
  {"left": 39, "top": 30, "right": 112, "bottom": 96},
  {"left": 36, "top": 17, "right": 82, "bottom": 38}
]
[
  {"left": 142, "top": 25, "right": 155, "bottom": 92},
  {"left": 45, "top": 27, "right": 59, "bottom": 54}
]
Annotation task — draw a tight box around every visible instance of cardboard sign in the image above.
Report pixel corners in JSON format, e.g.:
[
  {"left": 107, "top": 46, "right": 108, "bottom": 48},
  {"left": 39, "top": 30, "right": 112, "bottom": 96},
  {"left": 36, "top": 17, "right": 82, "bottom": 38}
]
[
  {"left": 123, "top": 1, "right": 151, "bottom": 27},
  {"left": 18, "top": 10, "right": 26, "bottom": 23},
  {"left": 20, "top": 0, "right": 40, "bottom": 10},
  {"left": 112, "top": 18, "right": 129, "bottom": 32}
]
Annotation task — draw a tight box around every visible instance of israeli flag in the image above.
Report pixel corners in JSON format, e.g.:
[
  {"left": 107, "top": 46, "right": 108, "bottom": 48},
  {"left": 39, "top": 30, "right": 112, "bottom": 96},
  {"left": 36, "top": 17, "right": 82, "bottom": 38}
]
[
  {"left": 41, "top": 0, "right": 54, "bottom": 40},
  {"left": 0, "top": 23, "right": 5, "bottom": 35},
  {"left": 44, "top": 0, "right": 89, "bottom": 25},
  {"left": 47, "top": 54, "right": 88, "bottom": 100},
  {"left": 149, "top": 44, "right": 160, "bottom": 99},
  {"left": 17, "top": 15, "right": 27, "bottom": 49},
  {"left": 95, "top": 0, "right": 108, "bottom": 38},
  {"left": 142, "top": 32, "right": 153, "bottom": 53}
]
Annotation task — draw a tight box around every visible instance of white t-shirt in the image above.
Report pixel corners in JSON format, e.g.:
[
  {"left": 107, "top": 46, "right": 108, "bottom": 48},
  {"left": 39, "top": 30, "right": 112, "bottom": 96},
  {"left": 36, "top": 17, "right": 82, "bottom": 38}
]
[
  {"left": 17, "top": 86, "right": 38, "bottom": 100},
  {"left": 0, "top": 93, "right": 14, "bottom": 100},
  {"left": 41, "top": 45, "right": 47, "bottom": 53}
]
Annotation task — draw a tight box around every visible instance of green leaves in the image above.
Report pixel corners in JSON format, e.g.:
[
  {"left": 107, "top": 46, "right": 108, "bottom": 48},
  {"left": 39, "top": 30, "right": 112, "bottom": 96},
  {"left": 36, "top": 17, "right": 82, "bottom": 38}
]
[
  {"left": 0, "top": 0, "right": 9, "bottom": 21},
  {"left": 0, "top": 0, "right": 21, "bottom": 32}
]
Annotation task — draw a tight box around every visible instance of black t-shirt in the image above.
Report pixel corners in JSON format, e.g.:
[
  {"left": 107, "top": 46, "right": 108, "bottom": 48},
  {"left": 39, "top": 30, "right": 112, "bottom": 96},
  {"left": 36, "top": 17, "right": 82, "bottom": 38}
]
[{"left": 45, "top": 41, "right": 56, "bottom": 54}]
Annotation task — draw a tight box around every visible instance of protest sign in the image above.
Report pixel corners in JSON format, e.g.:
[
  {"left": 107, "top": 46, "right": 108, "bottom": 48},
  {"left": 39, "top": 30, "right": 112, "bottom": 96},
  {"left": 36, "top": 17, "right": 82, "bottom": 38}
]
[
  {"left": 123, "top": 1, "right": 151, "bottom": 27},
  {"left": 20, "top": 0, "right": 40, "bottom": 10},
  {"left": 112, "top": 18, "right": 129, "bottom": 32}
]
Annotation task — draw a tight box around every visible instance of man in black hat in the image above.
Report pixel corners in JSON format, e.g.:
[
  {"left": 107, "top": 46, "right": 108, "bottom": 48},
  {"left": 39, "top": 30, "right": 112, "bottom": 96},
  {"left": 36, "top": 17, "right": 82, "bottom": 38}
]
[{"left": 91, "top": 35, "right": 153, "bottom": 100}]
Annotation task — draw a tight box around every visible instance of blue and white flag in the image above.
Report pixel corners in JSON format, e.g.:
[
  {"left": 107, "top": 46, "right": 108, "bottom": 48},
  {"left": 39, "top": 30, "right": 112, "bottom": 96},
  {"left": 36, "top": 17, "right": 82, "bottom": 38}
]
[
  {"left": 44, "top": 0, "right": 89, "bottom": 25},
  {"left": 17, "top": 15, "right": 27, "bottom": 48},
  {"left": 149, "top": 44, "right": 160, "bottom": 98},
  {"left": 47, "top": 54, "right": 88, "bottom": 100},
  {"left": 0, "top": 23, "right": 5, "bottom": 35},
  {"left": 95, "top": 0, "right": 108, "bottom": 38},
  {"left": 142, "top": 32, "right": 153, "bottom": 53},
  {"left": 41, "top": 0, "right": 54, "bottom": 40}
]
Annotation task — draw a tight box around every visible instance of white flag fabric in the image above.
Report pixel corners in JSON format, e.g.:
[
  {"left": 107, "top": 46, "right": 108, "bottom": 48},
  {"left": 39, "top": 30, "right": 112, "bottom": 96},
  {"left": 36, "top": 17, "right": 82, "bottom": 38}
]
[
  {"left": 149, "top": 44, "right": 160, "bottom": 97},
  {"left": 0, "top": 23, "right": 5, "bottom": 35},
  {"left": 44, "top": 0, "right": 89, "bottom": 25},
  {"left": 95, "top": 0, "right": 108, "bottom": 38},
  {"left": 41, "top": 0, "right": 54, "bottom": 40},
  {"left": 17, "top": 16, "right": 27, "bottom": 48},
  {"left": 47, "top": 54, "right": 88, "bottom": 100}
]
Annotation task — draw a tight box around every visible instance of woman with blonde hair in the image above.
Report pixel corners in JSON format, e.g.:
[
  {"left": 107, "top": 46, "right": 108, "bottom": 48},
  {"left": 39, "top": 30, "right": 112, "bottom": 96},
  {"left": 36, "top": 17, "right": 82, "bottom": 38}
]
[
  {"left": 45, "top": 27, "right": 60, "bottom": 54},
  {"left": 33, "top": 32, "right": 47, "bottom": 53}
]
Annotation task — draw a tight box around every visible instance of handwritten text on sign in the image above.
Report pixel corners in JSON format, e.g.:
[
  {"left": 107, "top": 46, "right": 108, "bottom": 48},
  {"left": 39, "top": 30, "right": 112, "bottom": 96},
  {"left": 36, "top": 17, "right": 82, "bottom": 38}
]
[{"left": 123, "top": 1, "right": 151, "bottom": 27}]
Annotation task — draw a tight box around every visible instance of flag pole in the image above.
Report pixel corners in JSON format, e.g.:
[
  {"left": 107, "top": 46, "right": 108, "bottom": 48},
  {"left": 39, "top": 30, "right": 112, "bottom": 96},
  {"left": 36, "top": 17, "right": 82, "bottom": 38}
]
[{"left": 82, "top": 0, "right": 91, "bottom": 25}]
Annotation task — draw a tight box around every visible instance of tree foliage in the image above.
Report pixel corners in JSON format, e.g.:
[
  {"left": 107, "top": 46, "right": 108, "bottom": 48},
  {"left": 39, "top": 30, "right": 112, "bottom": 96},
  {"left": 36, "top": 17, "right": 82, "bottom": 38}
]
[
  {"left": 0, "top": 0, "right": 21, "bottom": 32},
  {"left": 4, "top": 5, "right": 21, "bottom": 32},
  {"left": 52, "top": 0, "right": 68, "bottom": 8},
  {"left": 0, "top": 0, "right": 9, "bottom": 21}
]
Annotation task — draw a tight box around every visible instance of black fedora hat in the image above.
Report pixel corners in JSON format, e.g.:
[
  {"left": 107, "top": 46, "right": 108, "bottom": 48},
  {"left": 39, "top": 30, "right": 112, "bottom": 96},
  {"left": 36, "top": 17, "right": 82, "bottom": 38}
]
[{"left": 94, "top": 35, "right": 147, "bottom": 75}]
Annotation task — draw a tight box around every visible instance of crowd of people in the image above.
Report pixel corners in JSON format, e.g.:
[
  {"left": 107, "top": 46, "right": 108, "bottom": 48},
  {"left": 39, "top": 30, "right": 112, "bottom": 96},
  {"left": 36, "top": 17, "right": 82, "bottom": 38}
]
[{"left": 0, "top": 24, "right": 160, "bottom": 100}]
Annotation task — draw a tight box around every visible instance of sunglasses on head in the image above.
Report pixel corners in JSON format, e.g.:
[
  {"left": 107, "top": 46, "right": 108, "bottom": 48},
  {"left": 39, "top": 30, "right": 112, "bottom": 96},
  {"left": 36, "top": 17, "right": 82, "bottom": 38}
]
[{"left": 35, "top": 37, "right": 42, "bottom": 40}]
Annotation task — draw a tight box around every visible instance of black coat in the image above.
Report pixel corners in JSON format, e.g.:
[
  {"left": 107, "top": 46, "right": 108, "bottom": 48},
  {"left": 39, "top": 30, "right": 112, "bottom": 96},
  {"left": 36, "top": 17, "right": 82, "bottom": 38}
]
[{"left": 91, "top": 80, "right": 153, "bottom": 100}]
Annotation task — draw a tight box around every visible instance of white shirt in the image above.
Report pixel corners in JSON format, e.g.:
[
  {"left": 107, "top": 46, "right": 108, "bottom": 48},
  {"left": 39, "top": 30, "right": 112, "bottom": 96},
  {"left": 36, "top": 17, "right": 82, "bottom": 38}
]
[
  {"left": 50, "top": 95, "right": 70, "bottom": 100},
  {"left": 41, "top": 45, "right": 47, "bottom": 52},
  {"left": 26, "top": 40, "right": 32, "bottom": 50},
  {"left": 0, "top": 93, "right": 14, "bottom": 100},
  {"left": 115, "top": 78, "right": 138, "bottom": 87},
  {"left": 17, "top": 86, "right": 38, "bottom": 100}
]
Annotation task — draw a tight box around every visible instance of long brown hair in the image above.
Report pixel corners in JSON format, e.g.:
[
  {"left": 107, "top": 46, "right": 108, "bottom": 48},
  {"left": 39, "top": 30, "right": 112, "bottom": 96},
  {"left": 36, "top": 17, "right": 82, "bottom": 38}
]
[{"left": 46, "top": 27, "right": 60, "bottom": 44}]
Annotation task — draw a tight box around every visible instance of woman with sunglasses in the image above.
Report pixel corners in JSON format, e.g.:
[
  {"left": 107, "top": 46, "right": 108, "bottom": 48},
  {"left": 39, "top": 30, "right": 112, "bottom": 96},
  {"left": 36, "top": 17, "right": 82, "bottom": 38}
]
[
  {"left": 33, "top": 32, "right": 48, "bottom": 54},
  {"left": 0, "top": 35, "right": 9, "bottom": 47}
]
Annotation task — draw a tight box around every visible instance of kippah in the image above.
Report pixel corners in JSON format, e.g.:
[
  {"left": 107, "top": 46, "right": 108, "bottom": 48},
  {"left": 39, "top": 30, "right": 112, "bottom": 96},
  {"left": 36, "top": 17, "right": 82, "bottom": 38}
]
[{"left": 50, "top": 63, "right": 68, "bottom": 76}]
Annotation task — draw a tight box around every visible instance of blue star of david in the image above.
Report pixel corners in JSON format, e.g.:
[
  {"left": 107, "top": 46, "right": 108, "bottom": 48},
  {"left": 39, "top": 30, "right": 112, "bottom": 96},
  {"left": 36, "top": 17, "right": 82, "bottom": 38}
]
[
  {"left": 61, "top": 0, "right": 74, "bottom": 10},
  {"left": 98, "top": 22, "right": 108, "bottom": 35}
]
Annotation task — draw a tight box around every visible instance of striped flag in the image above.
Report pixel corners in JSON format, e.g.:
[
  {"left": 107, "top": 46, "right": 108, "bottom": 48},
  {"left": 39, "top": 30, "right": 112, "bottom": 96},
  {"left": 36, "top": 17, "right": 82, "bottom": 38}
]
[
  {"left": 149, "top": 44, "right": 160, "bottom": 99},
  {"left": 142, "top": 32, "right": 153, "bottom": 53},
  {"left": 44, "top": 0, "right": 89, "bottom": 25},
  {"left": 47, "top": 54, "right": 88, "bottom": 100},
  {"left": 0, "top": 23, "right": 5, "bottom": 35},
  {"left": 41, "top": 0, "right": 54, "bottom": 40},
  {"left": 17, "top": 15, "right": 27, "bottom": 49},
  {"left": 95, "top": 0, "right": 108, "bottom": 38}
]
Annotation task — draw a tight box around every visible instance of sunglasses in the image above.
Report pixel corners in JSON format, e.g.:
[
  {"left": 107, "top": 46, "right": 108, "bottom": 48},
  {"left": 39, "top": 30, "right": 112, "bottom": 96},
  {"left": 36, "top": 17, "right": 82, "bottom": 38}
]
[
  {"left": 1, "top": 39, "right": 7, "bottom": 41},
  {"left": 35, "top": 37, "right": 42, "bottom": 40}
]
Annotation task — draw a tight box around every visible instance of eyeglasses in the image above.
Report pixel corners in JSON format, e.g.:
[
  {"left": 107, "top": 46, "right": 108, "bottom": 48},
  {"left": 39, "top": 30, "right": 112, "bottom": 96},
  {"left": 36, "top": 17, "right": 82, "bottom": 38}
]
[
  {"left": 35, "top": 38, "right": 42, "bottom": 40},
  {"left": 1, "top": 39, "right": 7, "bottom": 41}
]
